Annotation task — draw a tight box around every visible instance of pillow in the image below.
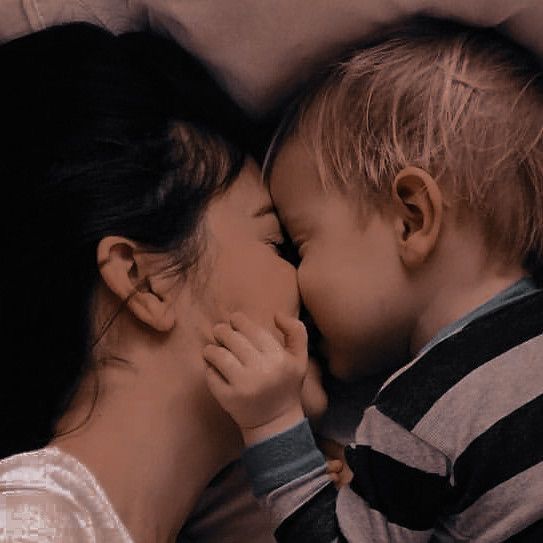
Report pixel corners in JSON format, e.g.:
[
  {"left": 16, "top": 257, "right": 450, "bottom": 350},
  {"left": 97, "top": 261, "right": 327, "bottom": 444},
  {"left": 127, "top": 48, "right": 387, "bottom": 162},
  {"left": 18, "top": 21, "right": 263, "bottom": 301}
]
[
  {"left": 2, "top": 0, "right": 542, "bottom": 115},
  {"left": 142, "top": 0, "right": 543, "bottom": 116}
]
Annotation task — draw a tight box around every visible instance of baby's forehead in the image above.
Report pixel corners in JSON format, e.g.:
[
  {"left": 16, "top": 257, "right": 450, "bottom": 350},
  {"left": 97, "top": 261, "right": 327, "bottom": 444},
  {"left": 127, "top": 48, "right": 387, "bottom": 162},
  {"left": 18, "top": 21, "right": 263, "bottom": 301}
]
[{"left": 267, "top": 146, "right": 327, "bottom": 216}]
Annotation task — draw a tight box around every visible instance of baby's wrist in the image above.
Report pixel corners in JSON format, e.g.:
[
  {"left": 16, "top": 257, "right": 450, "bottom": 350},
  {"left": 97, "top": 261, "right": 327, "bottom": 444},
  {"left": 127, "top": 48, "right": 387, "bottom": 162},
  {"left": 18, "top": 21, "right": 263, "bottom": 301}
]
[{"left": 241, "top": 405, "right": 305, "bottom": 446}]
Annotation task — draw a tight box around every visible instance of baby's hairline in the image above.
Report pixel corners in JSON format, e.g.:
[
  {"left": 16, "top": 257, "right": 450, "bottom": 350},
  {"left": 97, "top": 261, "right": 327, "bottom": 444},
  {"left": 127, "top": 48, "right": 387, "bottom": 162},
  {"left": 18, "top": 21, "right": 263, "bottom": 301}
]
[{"left": 265, "top": 128, "right": 534, "bottom": 278}]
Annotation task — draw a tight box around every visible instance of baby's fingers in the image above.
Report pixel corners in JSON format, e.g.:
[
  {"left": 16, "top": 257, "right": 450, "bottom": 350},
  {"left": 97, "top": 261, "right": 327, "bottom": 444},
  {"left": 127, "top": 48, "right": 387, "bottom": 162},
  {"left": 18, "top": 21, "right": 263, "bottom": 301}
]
[
  {"left": 229, "top": 312, "right": 277, "bottom": 352},
  {"left": 274, "top": 313, "right": 308, "bottom": 358},
  {"left": 326, "top": 459, "right": 344, "bottom": 476},
  {"left": 202, "top": 344, "right": 242, "bottom": 383},
  {"left": 204, "top": 357, "right": 232, "bottom": 404},
  {"left": 326, "top": 459, "right": 343, "bottom": 486},
  {"left": 213, "top": 323, "right": 258, "bottom": 365}
]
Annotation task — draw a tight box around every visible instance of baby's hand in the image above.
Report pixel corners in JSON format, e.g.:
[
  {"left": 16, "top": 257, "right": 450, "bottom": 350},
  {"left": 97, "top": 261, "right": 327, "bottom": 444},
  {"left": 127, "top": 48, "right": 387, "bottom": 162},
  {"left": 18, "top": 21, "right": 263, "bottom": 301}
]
[
  {"left": 203, "top": 312, "right": 308, "bottom": 445},
  {"left": 326, "top": 459, "right": 344, "bottom": 487},
  {"left": 318, "top": 437, "right": 354, "bottom": 488}
]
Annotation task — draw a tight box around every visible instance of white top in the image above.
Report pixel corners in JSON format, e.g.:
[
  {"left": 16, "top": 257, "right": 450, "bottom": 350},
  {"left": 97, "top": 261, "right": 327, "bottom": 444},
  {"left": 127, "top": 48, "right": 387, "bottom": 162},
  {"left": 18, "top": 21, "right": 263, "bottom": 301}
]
[{"left": 0, "top": 447, "right": 133, "bottom": 542}]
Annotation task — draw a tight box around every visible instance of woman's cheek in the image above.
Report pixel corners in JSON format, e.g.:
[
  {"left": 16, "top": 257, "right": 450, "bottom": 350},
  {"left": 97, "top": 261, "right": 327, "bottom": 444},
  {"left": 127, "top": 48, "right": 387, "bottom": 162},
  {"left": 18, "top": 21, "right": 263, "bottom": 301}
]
[{"left": 267, "top": 255, "right": 300, "bottom": 314}]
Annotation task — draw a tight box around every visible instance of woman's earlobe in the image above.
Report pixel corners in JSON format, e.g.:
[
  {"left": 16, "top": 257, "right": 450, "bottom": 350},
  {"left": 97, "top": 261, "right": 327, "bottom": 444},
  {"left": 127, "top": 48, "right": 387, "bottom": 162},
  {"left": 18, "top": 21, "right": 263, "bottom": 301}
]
[
  {"left": 392, "top": 166, "right": 443, "bottom": 268},
  {"left": 97, "top": 236, "right": 176, "bottom": 333},
  {"left": 141, "top": 276, "right": 177, "bottom": 332}
]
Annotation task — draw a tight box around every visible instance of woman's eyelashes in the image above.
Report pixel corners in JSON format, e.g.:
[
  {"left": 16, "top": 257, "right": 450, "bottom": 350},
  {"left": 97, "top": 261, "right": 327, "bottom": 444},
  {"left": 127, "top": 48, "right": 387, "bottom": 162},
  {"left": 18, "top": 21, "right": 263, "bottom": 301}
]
[
  {"left": 269, "top": 231, "right": 301, "bottom": 267},
  {"left": 266, "top": 233, "right": 286, "bottom": 254}
]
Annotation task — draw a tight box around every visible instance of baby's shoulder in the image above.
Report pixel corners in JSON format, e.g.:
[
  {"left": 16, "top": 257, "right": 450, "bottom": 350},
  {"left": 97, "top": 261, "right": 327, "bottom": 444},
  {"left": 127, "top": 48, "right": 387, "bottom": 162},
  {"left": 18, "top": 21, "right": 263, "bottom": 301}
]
[{"left": 374, "top": 292, "right": 543, "bottom": 434}]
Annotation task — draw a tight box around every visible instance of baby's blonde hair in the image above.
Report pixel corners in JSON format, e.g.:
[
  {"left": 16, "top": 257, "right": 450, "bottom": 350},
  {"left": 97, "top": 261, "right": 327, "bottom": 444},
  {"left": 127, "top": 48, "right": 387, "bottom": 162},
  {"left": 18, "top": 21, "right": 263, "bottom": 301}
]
[{"left": 266, "top": 19, "right": 543, "bottom": 274}]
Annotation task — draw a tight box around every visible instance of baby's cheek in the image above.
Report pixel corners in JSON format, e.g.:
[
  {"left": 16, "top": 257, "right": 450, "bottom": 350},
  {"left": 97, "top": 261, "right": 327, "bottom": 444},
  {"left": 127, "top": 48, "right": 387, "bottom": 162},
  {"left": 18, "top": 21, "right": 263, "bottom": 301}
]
[
  {"left": 298, "top": 267, "right": 347, "bottom": 337},
  {"left": 300, "top": 358, "right": 328, "bottom": 424}
]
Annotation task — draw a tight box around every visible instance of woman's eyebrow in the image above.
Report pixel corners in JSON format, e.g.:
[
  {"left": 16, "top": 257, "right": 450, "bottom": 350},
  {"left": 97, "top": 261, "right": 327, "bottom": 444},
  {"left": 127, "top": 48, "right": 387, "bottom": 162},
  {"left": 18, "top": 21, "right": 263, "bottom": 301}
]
[{"left": 252, "top": 203, "right": 276, "bottom": 218}]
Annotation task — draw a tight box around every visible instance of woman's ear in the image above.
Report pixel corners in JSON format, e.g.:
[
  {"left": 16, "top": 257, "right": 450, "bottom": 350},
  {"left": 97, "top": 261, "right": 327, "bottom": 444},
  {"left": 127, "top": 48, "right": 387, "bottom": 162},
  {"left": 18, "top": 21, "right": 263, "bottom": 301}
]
[
  {"left": 391, "top": 166, "right": 443, "bottom": 269},
  {"left": 97, "top": 236, "right": 176, "bottom": 332}
]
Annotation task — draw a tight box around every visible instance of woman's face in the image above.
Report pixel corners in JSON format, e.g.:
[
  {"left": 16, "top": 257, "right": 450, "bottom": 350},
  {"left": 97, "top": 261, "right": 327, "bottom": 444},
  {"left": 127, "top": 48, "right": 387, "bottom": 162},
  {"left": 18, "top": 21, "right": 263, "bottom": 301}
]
[
  {"left": 178, "top": 158, "right": 327, "bottom": 426},
  {"left": 198, "top": 159, "right": 300, "bottom": 337}
]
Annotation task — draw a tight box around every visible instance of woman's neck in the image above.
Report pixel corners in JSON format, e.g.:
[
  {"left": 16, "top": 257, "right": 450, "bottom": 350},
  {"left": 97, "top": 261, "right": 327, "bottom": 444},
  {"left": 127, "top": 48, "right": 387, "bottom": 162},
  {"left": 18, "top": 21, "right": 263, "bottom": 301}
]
[{"left": 51, "top": 344, "right": 242, "bottom": 542}]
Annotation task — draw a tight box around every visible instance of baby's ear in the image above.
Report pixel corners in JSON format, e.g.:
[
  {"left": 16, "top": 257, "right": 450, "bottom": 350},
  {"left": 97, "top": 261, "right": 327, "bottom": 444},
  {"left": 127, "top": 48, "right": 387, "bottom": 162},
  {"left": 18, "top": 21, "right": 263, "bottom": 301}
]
[
  {"left": 97, "top": 236, "right": 176, "bottom": 332},
  {"left": 391, "top": 166, "right": 443, "bottom": 268}
]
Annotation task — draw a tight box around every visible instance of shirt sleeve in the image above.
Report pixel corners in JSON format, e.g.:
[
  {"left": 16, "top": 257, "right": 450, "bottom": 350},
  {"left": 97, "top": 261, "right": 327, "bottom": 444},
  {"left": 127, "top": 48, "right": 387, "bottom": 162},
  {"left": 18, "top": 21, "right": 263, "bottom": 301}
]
[
  {"left": 242, "top": 419, "right": 340, "bottom": 541},
  {"left": 242, "top": 411, "right": 453, "bottom": 543}
]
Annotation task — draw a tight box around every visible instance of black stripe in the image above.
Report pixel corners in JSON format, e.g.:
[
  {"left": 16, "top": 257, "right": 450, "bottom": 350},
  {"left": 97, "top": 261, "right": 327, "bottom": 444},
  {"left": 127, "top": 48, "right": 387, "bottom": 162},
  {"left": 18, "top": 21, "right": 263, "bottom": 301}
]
[
  {"left": 450, "top": 394, "right": 543, "bottom": 513},
  {"left": 275, "top": 483, "right": 340, "bottom": 543},
  {"left": 376, "top": 291, "right": 543, "bottom": 429},
  {"left": 504, "top": 517, "right": 543, "bottom": 542},
  {"left": 345, "top": 445, "right": 452, "bottom": 530}
]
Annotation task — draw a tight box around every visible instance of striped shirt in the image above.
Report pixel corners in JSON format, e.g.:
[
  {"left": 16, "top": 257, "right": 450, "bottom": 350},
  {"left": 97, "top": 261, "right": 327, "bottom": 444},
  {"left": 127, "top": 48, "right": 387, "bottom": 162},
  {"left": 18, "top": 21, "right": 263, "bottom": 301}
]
[{"left": 243, "top": 282, "right": 543, "bottom": 542}]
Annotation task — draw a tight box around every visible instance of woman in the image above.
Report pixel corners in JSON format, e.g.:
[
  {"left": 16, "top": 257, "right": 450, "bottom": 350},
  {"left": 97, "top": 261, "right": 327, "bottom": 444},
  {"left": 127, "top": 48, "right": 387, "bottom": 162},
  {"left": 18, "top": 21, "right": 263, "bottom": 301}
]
[{"left": 0, "top": 23, "right": 326, "bottom": 541}]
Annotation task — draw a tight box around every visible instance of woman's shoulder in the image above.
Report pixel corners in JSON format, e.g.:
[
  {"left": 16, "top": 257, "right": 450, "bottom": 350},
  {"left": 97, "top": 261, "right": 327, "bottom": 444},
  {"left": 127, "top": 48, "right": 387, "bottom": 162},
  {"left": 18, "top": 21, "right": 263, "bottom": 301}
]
[{"left": 0, "top": 447, "right": 133, "bottom": 542}]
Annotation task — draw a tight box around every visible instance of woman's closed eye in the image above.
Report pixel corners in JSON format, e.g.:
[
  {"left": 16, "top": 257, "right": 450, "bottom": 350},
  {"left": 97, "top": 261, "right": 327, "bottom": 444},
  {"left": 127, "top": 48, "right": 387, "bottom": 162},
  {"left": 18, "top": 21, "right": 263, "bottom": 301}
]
[
  {"left": 268, "top": 233, "right": 301, "bottom": 267},
  {"left": 265, "top": 233, "right": 287, "bottom": 254}
]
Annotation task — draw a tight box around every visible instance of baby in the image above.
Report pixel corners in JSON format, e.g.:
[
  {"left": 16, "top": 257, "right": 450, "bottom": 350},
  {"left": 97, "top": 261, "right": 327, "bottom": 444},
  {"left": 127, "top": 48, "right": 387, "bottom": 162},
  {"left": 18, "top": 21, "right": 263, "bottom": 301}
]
[{"left": 203, "top": 20, "right": 543, "bottom": 542}]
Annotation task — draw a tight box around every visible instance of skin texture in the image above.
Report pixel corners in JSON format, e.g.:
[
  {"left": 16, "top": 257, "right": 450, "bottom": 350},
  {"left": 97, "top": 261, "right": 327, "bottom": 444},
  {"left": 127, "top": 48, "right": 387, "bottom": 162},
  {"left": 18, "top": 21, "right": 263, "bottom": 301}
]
[
  {"left": 50, "top": 160, "right": 326, "bottom": 543},
  {"left": 203, "top": 136, "right": 525, "bottom": 448}
]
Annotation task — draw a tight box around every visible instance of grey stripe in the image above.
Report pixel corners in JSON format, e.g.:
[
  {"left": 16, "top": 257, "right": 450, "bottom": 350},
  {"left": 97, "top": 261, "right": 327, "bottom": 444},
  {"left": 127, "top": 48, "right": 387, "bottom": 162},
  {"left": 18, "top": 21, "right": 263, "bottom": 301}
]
[
  {"left": 337, "top": 485, "right": 433, "bottom": 542},
  {"left": 264, "top": 465, "right": 331, "bottom": 528},
  {"left": 413, "top": 334, "right": 543, "bottom": 461},
  {"left": 439, "top": 461, "right": 543, "bottom": 542},
  {"left": 242, "top": 419, "right": 326, "bottom": 496},
  {"left": 355, "top": 406, "right": 449, "bottom": 476},
  {"left": 380, "top": 279, "right": 540, "bottom": 394},
  {"left": 416, "top": 278, "right": 539, "bottom": 358}
]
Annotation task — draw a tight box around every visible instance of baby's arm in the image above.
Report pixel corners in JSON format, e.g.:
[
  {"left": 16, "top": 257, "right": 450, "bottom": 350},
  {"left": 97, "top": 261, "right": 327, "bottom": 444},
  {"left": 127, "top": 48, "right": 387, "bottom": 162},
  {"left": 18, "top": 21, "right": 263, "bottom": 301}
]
[
  {"left": 203, "top": 313, "right": 447, "bottom": 543},
  {"left": 204, "top": 312, "right": 345, "bottom": 480},
  {"left": 203, "top": 312, "right": 342, "bottom": 539}
]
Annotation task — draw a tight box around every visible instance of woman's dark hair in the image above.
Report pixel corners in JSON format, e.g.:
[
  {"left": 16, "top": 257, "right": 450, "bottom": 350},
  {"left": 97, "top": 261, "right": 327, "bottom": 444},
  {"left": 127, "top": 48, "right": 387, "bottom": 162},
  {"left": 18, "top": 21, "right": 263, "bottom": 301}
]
[{"left": 1, "top": 23, "right": 253, "bottom": 459}]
